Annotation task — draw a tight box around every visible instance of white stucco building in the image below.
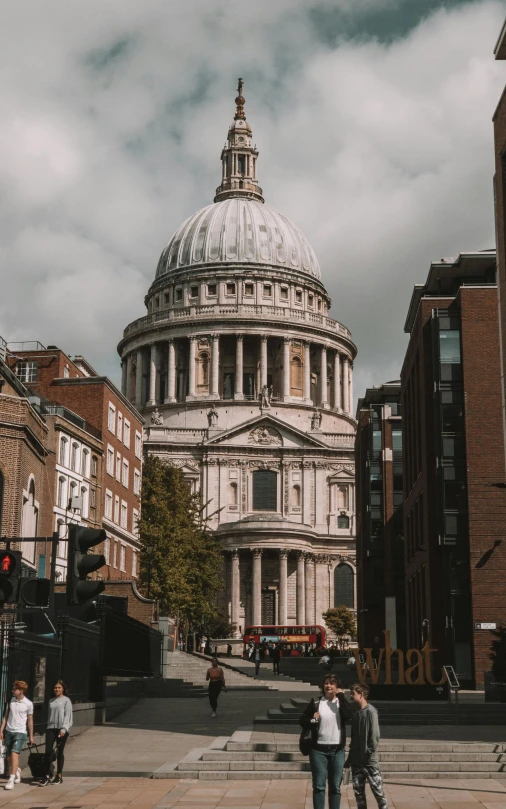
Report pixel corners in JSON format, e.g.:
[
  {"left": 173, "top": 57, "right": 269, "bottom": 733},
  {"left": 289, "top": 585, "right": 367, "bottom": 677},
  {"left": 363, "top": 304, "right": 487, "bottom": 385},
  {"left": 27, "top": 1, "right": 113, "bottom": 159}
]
[{"left": 118, "top": 82, "right": 357, "bottom": 635}]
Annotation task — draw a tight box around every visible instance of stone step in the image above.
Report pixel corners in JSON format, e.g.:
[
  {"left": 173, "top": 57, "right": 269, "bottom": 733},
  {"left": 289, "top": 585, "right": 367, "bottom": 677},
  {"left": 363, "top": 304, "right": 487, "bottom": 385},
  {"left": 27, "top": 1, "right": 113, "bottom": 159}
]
[
  {"left": 204, "top": 750, "right": 506, "bottom": 763},
  {"left": 162, "top": 769, "right": 506, "bottom": 781},
  {"left": 226, "top": 741, "right": 505, "bottom": 753}
]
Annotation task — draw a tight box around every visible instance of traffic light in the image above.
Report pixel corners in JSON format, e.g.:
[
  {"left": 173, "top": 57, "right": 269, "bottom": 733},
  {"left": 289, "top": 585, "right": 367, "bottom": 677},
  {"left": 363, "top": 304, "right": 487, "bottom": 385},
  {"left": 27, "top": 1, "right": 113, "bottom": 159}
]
[
  {"left": 0, "top": 550, "right": 21, "bottom": 603},
  {"left": 66, "top": 525, "right": 107, "bottom": 605}
]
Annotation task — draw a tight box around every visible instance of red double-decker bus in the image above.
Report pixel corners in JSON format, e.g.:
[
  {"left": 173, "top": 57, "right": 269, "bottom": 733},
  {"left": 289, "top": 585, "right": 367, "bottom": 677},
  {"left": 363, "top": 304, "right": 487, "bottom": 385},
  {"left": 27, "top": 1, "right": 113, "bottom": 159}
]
[{"left": 243, "top": 624, "right": 326, "bottom": 657}]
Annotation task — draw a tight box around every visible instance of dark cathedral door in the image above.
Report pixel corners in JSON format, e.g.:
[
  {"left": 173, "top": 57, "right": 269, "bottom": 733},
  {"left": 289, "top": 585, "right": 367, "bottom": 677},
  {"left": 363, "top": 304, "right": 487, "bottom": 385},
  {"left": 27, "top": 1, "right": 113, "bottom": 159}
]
[{"left": 261, "top": 589, "right": 276, "bottom": 625}]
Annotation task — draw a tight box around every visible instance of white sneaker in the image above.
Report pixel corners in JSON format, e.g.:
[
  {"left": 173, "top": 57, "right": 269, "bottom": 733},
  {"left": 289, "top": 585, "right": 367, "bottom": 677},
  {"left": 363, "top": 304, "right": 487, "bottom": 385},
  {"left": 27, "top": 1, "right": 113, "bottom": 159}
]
[
  {"left": 14, "top": 768, "right": 21, "bottom": 784},
  {"left": 4, "top": 778, "right": 14, "bottom": 790},
  {"left": 211, "top": 712, "right": 216, "bottom": 717}
]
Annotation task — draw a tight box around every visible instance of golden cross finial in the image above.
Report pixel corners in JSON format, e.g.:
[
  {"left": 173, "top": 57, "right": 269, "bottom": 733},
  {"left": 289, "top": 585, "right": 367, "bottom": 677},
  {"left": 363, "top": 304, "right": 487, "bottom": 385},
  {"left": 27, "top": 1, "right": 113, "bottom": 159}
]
[{"left": 234, "top": 77, "right": 245, "bottom": 120}]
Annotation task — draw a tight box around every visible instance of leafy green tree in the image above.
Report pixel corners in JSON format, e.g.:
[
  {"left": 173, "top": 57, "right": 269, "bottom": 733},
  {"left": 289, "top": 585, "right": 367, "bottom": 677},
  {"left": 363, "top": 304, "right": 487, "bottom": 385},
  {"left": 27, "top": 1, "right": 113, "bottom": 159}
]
[
  {"left": 206, "top": 612, "right": 237, "bottom": 639},
  {"left": 138, "top": 457, "right": 224, "bottom": 634},
  {"left": 322, "top": 606, "right": 357, "bottom": 652}
]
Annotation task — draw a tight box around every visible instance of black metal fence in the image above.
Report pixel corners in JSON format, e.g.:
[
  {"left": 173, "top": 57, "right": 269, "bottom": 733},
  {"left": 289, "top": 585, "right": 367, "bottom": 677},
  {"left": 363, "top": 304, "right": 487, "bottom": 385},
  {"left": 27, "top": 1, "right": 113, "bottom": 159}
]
[{"left": 0, "top": 606, "right": 161, "bottom": 728}]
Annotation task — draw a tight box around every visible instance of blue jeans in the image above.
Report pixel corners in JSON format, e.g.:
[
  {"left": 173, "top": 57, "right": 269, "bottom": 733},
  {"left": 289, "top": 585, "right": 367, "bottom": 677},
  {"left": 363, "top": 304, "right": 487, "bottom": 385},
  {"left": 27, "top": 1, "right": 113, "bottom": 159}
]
[
  {"left": 4, "top": 730, "right": 27, "bottom": 755},
  {"left": 309, "top": 744, "right": 345, "bottom": 809}
]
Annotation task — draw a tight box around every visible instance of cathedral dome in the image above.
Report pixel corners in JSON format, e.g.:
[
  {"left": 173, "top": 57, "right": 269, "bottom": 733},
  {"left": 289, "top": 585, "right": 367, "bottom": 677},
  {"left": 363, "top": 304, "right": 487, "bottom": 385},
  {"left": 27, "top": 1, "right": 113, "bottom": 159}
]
[{"left": 155, "top": 197, "right": 321, "bottom": 281}]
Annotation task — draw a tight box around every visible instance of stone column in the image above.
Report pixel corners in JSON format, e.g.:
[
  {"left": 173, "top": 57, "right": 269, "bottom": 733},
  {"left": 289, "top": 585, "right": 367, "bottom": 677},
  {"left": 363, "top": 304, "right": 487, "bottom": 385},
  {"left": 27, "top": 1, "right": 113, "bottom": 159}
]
[
  {"left": 305, "top": 554, "right": 315, "bottom": 624},
  {"left": 165, "top": 339, "right": 176, "bottom": 403},
  {"left": 260, "top": 336, "right": 268, "bottom": 388},
  {"left": 252, "top": 548, "right": 263, "bottom": 625},
  {"left": 283, "top": 338, "right": 291, "bottom": 399},
  {"left": 349, "top": 362, "right": 353, "bottom": 415},
  {"left": 334, "top": 352, "right": 341, "bottom": 410},
  {"left": 211, "top": 334, "right": 220, "bottom": 397},
  {"left": 125, "top": 353, "right": 133, "bottom": 400},
  {"left": 235, "top": 335, "right": 244, "bottom": 399},
  {"left": 303, "top": 342, "right": 311, "bottom": 402},
  {"left": 231, "top": 550, "right": 240, "bottom": 633},
  {"left": 320, "top": 346, "right": 327, "bottom": 407},
  {"left": 135, "top": 348, "right": 143, "bottom": 406},
  {"left": 279, "top": 549, "right": 288, "bottom": 625},
  {"left": 147, "top": 344, "right": 157, "bottom": 406},
  {"left": 121, "top": 356, "right": 128, "bottom": 396},
  {"left": 188, "top": 336, "right": 196, "bottom": 397},
  {"left": 296, "top": 551, "right": 305, "bottom": 624},
  {"left": 343, "top": 358, "right": 350, "bottom": 414}
]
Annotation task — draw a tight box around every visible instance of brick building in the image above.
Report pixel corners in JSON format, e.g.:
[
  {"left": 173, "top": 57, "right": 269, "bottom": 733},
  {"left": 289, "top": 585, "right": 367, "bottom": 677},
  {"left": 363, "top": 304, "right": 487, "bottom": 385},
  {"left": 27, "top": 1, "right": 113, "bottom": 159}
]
[
  {"left": 401, "top": 250, "right": 506, "bottom": 687},
  {"left": 493, "top": 22, "right": 506, "bottom": 467},
  {"left": 355, "top": 381, "right": 405, "bottom": 650},
  {"left": 0, "top": 341, "right": 51, "bottom": 570},
  {"left": 6, "top": 342, "right": 144, "bottom": 584}
]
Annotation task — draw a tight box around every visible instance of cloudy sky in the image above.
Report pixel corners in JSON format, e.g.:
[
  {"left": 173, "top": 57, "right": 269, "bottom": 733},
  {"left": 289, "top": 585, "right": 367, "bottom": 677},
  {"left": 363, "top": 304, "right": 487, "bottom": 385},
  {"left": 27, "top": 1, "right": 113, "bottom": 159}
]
[{"left": 1, "top": 0, "right": 504, "bottom": 403}]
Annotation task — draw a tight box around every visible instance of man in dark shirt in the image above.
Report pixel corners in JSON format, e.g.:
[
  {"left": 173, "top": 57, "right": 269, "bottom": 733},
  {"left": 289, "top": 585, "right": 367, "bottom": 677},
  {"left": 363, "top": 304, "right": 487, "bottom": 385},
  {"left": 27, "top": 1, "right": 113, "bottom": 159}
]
[
  {"left": 271, "top": 644, "right": 281, "bottom": 675},
  {"left": 344, "top": 683, "right": 387, "bottom": 809}
]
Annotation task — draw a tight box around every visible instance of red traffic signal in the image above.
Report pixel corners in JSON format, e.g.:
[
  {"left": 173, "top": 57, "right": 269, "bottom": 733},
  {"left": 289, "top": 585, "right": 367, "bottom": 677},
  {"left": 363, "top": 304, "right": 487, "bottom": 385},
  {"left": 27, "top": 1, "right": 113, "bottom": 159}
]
[
  {"left": 0, "top": 550, "right": 21, "bottom": 603},
  {"left": 0, "top": 551, "right": 17, "bottom": 576}
]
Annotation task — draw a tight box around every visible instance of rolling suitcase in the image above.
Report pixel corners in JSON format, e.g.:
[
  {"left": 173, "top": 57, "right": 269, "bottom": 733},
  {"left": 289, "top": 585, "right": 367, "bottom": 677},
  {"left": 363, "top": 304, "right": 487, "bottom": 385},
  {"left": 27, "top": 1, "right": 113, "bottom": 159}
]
[{"left": 27, "top": 742, "right": 56, "bottom": 781}]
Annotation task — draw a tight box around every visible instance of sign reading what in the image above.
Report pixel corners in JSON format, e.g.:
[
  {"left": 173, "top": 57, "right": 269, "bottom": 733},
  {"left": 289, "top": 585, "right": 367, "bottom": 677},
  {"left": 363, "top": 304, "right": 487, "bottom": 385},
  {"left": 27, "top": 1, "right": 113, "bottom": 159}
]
[{"left": 351, "top": 630, "right": 447, "bottom": 686}]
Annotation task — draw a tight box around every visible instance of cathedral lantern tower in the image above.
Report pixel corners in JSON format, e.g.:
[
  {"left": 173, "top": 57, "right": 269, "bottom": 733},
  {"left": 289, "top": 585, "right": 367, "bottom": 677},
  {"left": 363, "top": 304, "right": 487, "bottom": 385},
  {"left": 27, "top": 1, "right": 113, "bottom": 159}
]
[{"left": 119, "top": 81, "right": 357, "bottom": 636}]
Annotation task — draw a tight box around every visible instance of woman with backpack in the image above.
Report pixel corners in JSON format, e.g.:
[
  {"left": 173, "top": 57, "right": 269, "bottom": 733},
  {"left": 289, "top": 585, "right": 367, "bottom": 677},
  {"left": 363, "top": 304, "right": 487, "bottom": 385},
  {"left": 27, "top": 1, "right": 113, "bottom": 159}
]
[
  {"left": 299, "top": 673, "right": 352, "bottom": 809},
  {"left": 39, "top": 680, "right": 73, "bottom": 786}
]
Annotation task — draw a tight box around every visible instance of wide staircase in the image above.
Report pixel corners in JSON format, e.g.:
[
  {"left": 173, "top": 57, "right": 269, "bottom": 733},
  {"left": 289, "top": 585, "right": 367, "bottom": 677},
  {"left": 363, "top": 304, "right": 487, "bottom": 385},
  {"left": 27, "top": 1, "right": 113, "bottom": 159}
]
[
  {"left": 255, "top": 696, "right": 506, "bottom": 725},
  {"left": 171, "top": 737, "right": 506, "bottom": 780},
  {"left": 144, "top": 651, "right": 274, "bottom": 695}
]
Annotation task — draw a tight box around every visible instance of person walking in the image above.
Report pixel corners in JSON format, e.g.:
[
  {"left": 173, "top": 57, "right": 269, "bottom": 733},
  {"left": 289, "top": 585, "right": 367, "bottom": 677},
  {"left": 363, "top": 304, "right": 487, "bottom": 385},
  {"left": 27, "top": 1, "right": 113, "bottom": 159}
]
[
  {"left": 344, "top": 683, "right": 388, "bottom": 809},
  {"left": 0, "top": 680, "right": 34, "bottom": 790},
  {"left": 39, "top": 680, "right": 73, "bottom": 787},
  {"left": 206, "top": 658, "right": 226, "bottom": 717},
  {"left": 300, "top": 673, "right": 352, "bottom": 809},
  {"left": 199, "top": 635, "right": 207, "bottom": 654},
  {"left": 272, "top": 644, "right": 281, "bottom": 675},
  {"left": 253, "top": 643, "right": 262, "bottom": 676}
]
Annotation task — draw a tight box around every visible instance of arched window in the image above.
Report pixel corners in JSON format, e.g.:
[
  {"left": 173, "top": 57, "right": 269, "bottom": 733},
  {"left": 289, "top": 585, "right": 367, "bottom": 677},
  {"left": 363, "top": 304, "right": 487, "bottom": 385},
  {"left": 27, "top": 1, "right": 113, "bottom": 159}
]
[
  {"left": 69, "top": 481, "right": 77, "bottom": 507},
  {"left": 334, "top": 564, "right": 354, "bottom": 609},
  {"left": 21, "top": 479, "right": 37, "bottom": 563},
  {"left": 337, "top": 486, "right": 349, "bottom": 510},
  {"left": 291, "top": 484, "right": 301, "bottom": 509},
  {"left": 229, "top": 482, "right": 238, "bottom": 507},
  {"left": 59, "top": 437, "right": 67, "bottom": 466},
  {"left": 290, "top": 356, "right": 303, "bottom": 395},
  {"left": 81, "top": 486, "right": 88, "bottom": 518},
  {"left": 252, "top": 470, "right": 277, "bottom": 511},
  {"left": 57, "top": 477, "right": 66, "bottom": 509},
  {"left": 81, "top": 449, "right": 89, "bottom": 477},
  {"left": 91, "top": 456, "right": 98, "bottom": 477},
  {"left": 197, "top": 352, "right": 210, "bottom": 389},
  {"left": 71, "top": 443, "right": 79, "bottom": 472}
]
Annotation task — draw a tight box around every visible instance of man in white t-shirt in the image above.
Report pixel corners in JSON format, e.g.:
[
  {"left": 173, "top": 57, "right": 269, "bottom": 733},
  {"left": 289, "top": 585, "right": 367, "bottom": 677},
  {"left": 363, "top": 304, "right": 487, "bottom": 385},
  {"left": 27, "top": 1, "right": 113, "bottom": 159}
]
[{"left": 0, "top": 681, "right": 34, "bottom": 789}]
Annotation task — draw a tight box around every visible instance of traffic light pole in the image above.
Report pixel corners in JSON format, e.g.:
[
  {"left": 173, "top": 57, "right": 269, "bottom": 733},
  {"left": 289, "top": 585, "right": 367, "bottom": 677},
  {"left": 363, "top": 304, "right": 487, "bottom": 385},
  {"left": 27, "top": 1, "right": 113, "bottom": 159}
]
[{"left": 0, "top": 534, "right": 60, "bottom": 616}]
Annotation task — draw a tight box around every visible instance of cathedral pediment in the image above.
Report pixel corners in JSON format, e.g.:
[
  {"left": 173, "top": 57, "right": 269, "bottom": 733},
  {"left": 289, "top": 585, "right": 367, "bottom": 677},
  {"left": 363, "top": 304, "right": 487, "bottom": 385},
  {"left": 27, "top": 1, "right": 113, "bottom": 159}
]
[{"left": 203, "top": 414, "right": 331, "bottom": 449}]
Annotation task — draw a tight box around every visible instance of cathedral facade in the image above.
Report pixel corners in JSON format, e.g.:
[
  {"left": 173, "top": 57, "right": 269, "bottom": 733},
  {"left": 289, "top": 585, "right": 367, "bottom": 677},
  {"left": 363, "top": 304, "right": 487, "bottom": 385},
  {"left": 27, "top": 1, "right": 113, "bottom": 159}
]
[{"left": 118, "top": 82, "right": 357, "bottom": 636}]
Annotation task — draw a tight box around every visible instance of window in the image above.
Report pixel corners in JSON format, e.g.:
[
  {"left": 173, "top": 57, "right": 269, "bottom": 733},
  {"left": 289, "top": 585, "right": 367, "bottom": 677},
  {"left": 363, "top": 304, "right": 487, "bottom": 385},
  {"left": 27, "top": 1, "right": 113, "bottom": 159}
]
[
  {"left": 107, "top": 446, "right": 114, "bottom": 476},
  {"left": 317, "top": 299, "right": 322, "bottom": 311},
  {"left": 133, "top": 508, "right": 139, "bottom": 537},
  {"left": 334, "top": 564, "right": 354, "bottom": 608},
  {"left": 226, "top": 283, "right": 236, "bottom": 296},
  {"left": 122, "top": 460, "right": 129, "bottom": 488},
  {"left": 113, "top": 540, "right": 118, "bottom": 569},
  {"left": 190, "top": 285, "right": 198, "bottom": 298},
  {"left": 337, "top": 515, "right": 350, "bottom": 529},
  {"left": 154, "top": 296, "right": 159, "bottom": 309},
  {"left": 440, "top": 330, "right": 461, "bottom": 364},
  {"left": 105, "top": 490, "right": 112, "bottom": 519},
  {"left": 120, "top": 543, "right": 126, "bottom": 571},
  {"left": 81, "top": 485, "right": 88, "bottom": 518},
  {"left": 90, "top": 488, "right": 96, "bottom": 509},
  {"left": 244, "top": 283, "right": 254, "bottom": 296},
  {"left": 291, "top": 485, "right": 301, "bottom": 509},
  {"left": 116, "top": 452, "right": 121, "bottom": 481},
  {"left": 207, "top": 283, "right": 217, "bottom": 296},
  {"left": 81, "top": 449, "right": 89, "bottom": 477},
  {"left": 337, "top": 486, "right": 349, "bottom": 510},
  {"left": 308, "top": 294, "right": 314, "bottom": 308},
  {"left": 16, "top": 361, "right": 37, "bottom": 383},
  {"left": 132, "top": 550, "right": 137, "bottom": 578},
  {"left": 237, "top": 155, "right": 245, "bottom": 175},
  {"left": 164, "top": 291, "right": 170, "bottom": 305},
  {"left": 71, "top": 442, "right": 79, "bottom": 473},
  {"left": 57, "top": 477, "right": 66, "bottom": 509},
  {"left": 295, "top": 289, "right": 302, "bottom": 304},
  {"left": 229, "top": 482, "right": 238, "bottom": 507},
  {"left": 175, "top": 287, "right": 183, "bottom": 301},
  {"left": 108, "top": 403, "right": 116, "bottom": 432},
  {"left": 280, "top": 287, "right": 288, "bottom": 300},
  {"left": 117, "top": 412, "right": 123, "bottom": 441},
  {"left": 135, "top": 432, "right": 142, "bottom": 459},
  {"left": 263, "top": 284, "right": 272, "bottom": 297},
  {"left": 252, "top": 470, "right": 277, "bottom": 511},
  {"left": 104, "top": 537, "right": 110, "bottom": 565},
  {"left": 91, "top": 455, "right": 98, "bottom": 477},
  {"left": 59, "top": 437, "right": 68, "bottom": 466},
  {"left": 69, "top": 480, "right": 77, "bottom": 507},
  {"left": 123, "top": 420, "right": 130, "bottom": 448},
  {"left": 134, "top": 469, "right": 141, "bottom": 496},
  {"left": 114, "top": 496, "right": 120, "bottom": 524},
  {"left": 120, "top": 502, "right": 127, "bottom": 529},
  {"left": 392, "top": 430, "right": 402, "bottom": 451}
]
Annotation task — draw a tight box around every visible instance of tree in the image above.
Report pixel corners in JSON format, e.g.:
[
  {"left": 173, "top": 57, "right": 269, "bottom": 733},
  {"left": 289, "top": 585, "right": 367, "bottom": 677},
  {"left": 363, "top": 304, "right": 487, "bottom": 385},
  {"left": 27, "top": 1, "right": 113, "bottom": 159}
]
[
  {"left": 322, "top": 606, "right": 357, "bottom": 652},
  {"left": 206, "top": 612, "right": 237, "bottom": 639},
  {"left": 138, "top": 457, "right": 224, "bottom": 635}
]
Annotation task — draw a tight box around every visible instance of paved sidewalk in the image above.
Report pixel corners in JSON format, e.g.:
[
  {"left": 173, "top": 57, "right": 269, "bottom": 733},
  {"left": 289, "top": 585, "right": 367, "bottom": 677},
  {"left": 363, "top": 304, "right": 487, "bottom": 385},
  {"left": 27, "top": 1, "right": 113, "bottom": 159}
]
[{"left": 1, "top": 776, "right": 506, "bottom": 807}]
